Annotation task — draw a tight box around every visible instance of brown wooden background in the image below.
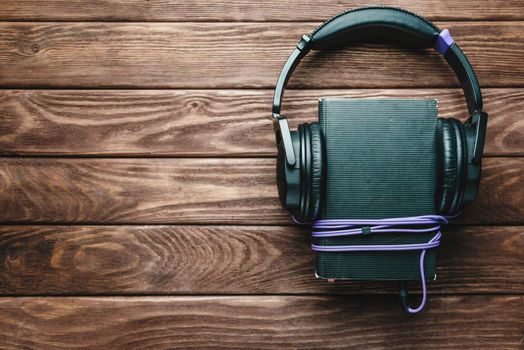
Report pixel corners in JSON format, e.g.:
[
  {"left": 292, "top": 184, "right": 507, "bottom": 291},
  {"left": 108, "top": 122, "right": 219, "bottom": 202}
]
[{"left": 0, "top": 1, "right": 523, "bottom": 349}]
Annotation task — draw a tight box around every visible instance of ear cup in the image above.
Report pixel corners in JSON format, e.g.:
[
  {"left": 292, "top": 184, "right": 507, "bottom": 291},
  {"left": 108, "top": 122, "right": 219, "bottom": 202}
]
[
  {"left": 276, "top": 130, "right": 301, "bottom": 214},
  {"left": 436, "top": 118, "right": 458, "bottom": 215},
  {"left": 298, "top": 123, "right": 312, "bottom": 221},
  {"left": 448, "top": 118, "right": 466, "bottom": 214},
  {"left": 436, "top": 118, "right": 466, "bottom": 215},
  {"left": 294, "top": 123, "right": 324, "bottom": 222},
  {"left": 308, "top": 122, "right": 324, "bottom": 220}
]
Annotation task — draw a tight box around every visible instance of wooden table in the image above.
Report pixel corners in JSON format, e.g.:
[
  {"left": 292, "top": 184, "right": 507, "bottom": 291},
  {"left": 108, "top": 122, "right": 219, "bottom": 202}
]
[{"left": 0, "top": 1, "right": 522, "bottom": 349}]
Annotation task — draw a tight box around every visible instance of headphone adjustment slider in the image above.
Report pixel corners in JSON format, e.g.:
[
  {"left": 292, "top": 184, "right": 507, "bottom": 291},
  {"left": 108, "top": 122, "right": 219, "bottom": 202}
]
[
  {"left": 465, "top": 110, "right": 488, "bottom": 163},
  {"left": 272, "top": 114, "right": 296, "bottom": 166},
  {"left": 296, "top": 35, "right": 312, "bottom": 53}
]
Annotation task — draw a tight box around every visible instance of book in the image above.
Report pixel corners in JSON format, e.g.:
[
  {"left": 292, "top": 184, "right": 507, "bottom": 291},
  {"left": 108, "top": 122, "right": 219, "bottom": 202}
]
[{"left": 316, "top": 98, "right": 438, "bottom": 281}]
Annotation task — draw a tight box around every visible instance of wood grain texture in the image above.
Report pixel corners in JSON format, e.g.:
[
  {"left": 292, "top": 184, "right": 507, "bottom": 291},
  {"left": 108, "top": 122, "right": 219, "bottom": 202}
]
[
  {"left": 0, "top": 157, "right": 522, "bottom": 225},
  {"left": 0, "top": 88, "right": 522, "bottom": 156},
  {"left": 0, "top": 22, "right": 522, "bottom": 88},
  {"left": 1, "top": 1, "right": 524, "bottom": 21},
  {"left": 0, "top": 295, "right": 522, "bottom": 349},
  {"left": 0, "top": 225, "right": 522, "bottom": 295},
  {"left": 0, "top": 0, "right": 521, "bottom": 347}
]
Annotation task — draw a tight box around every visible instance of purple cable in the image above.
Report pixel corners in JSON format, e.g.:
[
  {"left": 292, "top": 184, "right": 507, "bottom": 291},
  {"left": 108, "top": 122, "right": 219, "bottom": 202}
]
[{"left": 310, "top": 215, "right": 448, "bottom": 314}]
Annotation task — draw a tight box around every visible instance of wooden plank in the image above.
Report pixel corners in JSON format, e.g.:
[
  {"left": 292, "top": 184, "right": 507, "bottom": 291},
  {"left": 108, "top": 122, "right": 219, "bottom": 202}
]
[
  {"left": 0, "top": 22, "right": 522, "bottom": 88},
  {"left": 0, "top": 88, "right": 522, "bottom": 157},
  {"left": 1, "top": 1, "right": 523, "bottom": 21},
  {"left": 0, "top": 157, "right": 521, "bottom": 225},
  {"left": 0, "top": 295, "right": 522, "bottom": 349},
  {"left": 0, "top": 225, "right": 521, "bottom": 295}
]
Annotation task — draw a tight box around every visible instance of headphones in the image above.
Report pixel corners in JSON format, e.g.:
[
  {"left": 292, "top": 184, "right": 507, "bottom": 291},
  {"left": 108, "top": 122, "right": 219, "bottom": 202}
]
[{"left": 272, "top": 6, "right": 488, "bottom": 222}]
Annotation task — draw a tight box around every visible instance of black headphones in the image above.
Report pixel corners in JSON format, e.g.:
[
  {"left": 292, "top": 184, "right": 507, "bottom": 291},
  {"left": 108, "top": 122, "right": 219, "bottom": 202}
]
[{"left": 272, "top": 7, "right": 488, "bottom": 222}]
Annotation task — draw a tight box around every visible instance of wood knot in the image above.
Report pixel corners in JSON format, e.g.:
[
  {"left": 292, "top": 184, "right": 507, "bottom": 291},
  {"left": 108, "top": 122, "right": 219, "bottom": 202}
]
[
  {"left": 18, "top": 40, "right": 42, "bottom": 56},
  {"left": 6, "top": 251, "right": 23, "bottom": 269},
  {"left": 188, "top": 99, "right": 209, "bottom": 111}
]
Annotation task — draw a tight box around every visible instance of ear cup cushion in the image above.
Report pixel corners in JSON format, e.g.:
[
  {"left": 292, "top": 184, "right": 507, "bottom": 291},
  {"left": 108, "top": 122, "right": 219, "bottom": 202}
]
[
  {"left": 448, "top": 118, "right": 466, "bottom": 215},
  {"left": 297, "top": 124, "right": 309, "bottom": 221},
  {"left": 303, "top": 123, "right": 313, "bottom": 220},
  {"left": 308, "top": 122, "right": 324, "bottom": 220},
  {"left": 437, "top": 118, "right": 458, "bottom": 214}
]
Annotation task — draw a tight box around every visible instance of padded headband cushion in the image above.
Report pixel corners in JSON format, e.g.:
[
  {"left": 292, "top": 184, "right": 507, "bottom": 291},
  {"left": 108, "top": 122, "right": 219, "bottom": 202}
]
[{"left": 310, "top": 7, "right": 440, "bottom": 50}]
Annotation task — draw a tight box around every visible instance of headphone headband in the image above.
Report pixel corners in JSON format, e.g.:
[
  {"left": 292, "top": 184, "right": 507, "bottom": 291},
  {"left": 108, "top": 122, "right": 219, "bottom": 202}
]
[{"left": 272, "top": 6, "right": 487, "bottom": 167}]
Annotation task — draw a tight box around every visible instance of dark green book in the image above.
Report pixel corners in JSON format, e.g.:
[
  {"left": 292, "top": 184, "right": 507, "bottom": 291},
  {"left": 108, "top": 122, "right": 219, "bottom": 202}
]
[{"left": 316, "top": 98, "right": 438, "bottom": 281}]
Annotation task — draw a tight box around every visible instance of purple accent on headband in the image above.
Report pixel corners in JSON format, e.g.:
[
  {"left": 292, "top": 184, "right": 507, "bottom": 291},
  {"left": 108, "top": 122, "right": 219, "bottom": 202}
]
[
  {"left": 311, "top": 215, "right": 449, "bottom": 314},
  {"left": 435, "top": 29, "right": 454, "bottom": 54}
]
